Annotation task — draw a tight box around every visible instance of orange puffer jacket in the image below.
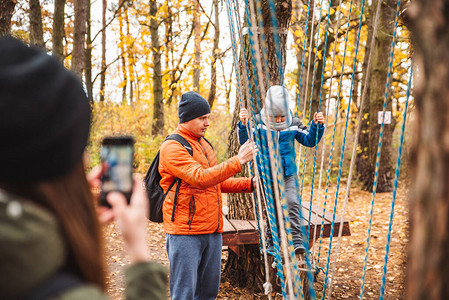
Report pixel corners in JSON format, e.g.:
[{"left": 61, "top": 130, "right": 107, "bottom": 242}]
[{"left": 159, "top": 125, "right": 252, "bottom": 235}]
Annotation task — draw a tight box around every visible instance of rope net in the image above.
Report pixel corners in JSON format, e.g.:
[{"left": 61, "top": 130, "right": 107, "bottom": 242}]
[{"left": 224, "top": 0, "right": 411, "bottom": 299}]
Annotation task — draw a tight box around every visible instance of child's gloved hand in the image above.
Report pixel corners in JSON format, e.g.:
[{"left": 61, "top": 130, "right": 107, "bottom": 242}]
[
  {"left": 314, "top": 112, "right": 324, "bottom": 125},
  {"left": 240, "top": 108, "right": 249, "bottom": 126}
]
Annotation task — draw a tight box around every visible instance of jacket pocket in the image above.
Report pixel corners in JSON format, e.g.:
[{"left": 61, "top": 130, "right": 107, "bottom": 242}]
[{"left": 188, "top": 195, "right": 196, "bottom": 230}]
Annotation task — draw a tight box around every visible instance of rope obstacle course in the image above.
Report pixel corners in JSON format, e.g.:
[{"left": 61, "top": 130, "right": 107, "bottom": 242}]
[{"left": 223, "top": 0, "right": 412, "bottom": 299}]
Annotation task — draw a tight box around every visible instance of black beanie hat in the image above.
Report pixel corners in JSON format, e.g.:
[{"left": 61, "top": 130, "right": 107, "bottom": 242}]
[
  {"left": 178, "top": 91, "right": 210, "bottom": 123},
  {"left": 0, "top": 37, "right": 91, "bottom": 183}
]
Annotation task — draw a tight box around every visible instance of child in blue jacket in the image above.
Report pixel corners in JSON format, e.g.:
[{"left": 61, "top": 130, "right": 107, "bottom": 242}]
[{"left": 237, "top": 85, "right": 325, "bottom": 255}]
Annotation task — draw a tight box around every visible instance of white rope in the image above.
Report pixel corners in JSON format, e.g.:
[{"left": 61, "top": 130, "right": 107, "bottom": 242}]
[
  {"left": 227, "top": 0, "right": 277, "bottom": 298},
  {"left": 311, "top": 0, "right": 345, "bottom": 260},
  {"left": 246, "top": 0, "right": 298, "bottom": 296},
  {"left": 327, "top": 0, "right": 384, "bottom": 297},
  {"left": 296, "top": 0, "right": 318, "bottom": 173}
]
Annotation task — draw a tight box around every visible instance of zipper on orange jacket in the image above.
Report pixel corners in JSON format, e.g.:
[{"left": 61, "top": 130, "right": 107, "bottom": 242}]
[{"left": 198, "top": 137, "right": 221, "bottom": 233}]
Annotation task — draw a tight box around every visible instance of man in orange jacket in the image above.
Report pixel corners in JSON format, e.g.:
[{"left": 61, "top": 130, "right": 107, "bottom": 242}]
[{"left": 159, "top": 91, "right": 256, "bottom": 299}]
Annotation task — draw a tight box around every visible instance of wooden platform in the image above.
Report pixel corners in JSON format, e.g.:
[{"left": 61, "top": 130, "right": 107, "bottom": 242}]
[{"left": 222, "top": 201, "right": 351, "bottom": 252}]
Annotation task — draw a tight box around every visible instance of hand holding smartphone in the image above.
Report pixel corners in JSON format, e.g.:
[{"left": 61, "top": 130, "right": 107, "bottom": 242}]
[{"left": 99, "top": 135, "right": 134, "bottom": 207}]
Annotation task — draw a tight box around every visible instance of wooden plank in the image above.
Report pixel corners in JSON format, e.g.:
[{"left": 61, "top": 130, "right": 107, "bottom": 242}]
[
  {"left": 248, "top": 220, "right": 259, "bottom": 228},
  {"left": 306, "top": 201, "right": 348, "bottom": 224},
  {"left": 221, "top": 202, "right": 351, "bottom": 247},
  {"left": 222, "top": 231, "right": 259, "bottom": 246},
  {"left": 228, "top": 219, "right": 255, "bottom": 232},
  {"left": 222, "top": 215, "right": 236, "bottom": 233},
  {"left": 301, "top": 206, "right": 328, "bottom": 225},
  {"left": 309, "top": 222, "right": 351, "bottom": 243},
  {"left": 222, "top": 223, "right": 350, "bottom": 247}
]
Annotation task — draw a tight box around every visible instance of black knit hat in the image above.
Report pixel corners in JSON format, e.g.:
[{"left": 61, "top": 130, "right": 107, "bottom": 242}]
[
  {"left": 0, "top": 37, "right": 91, "bottom": 183},
  {"left": 178, "top": 91, "right": 210, "bottom": 123}
]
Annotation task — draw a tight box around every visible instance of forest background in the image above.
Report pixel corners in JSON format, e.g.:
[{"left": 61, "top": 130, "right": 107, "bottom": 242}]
[
  {"left": 1, "top": 0, "right": 412, "bottom": 184},
  {"left": 1, "top": 0, "right": 427, "bottom": 298}
]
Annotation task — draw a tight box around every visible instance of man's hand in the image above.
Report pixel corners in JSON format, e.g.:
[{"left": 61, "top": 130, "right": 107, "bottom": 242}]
[
  {"left": 314, "top": 112, "right": 324, "bottom": 125},
  {"left": 240, "top": 108, "right": 249, "bottom": 126},
  {"left": 237, "top": 140, "right": 257, "bottom": 165}
]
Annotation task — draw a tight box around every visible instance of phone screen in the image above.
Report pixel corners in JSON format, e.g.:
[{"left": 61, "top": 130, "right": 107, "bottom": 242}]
[{"left": 99, "top": 136, "right": 134, "bottom": 206}]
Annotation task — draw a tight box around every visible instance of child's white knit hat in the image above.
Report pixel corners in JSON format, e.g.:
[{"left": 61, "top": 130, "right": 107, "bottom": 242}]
[{"left": 260, "top": 85, "right": 292, "bottom": 130}]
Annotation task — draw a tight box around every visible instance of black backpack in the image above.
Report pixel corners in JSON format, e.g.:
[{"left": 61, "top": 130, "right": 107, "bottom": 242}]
[{"left": 144, "top": 134, "right": 192, "bottom": 223}]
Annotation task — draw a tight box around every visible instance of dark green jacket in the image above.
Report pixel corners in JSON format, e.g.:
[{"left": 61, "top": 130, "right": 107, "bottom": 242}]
[{"left": 0, "top": 189, "right": 168, "bottom": 300}]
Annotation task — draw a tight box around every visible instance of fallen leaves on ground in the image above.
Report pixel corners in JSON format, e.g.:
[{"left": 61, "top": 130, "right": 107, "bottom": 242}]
[{"left": 104, "top": 184, "right": 408, "bottom": 299}]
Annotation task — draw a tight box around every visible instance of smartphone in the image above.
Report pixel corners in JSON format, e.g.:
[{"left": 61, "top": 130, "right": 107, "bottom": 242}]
[{"left": 99, "top": 136, "right": 134, "bottom": 207}]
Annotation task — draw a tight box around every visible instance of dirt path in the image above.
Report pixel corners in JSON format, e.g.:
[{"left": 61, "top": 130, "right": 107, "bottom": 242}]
[{"left": 103, "top": 184, "right": 408, "bottom": 299}]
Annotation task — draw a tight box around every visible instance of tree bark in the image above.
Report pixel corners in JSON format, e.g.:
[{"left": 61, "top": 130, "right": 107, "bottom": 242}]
[
  {"left": 99, "top": 0, "right": 106, "bottom": 102},
  {"left": 84, "top": 0, "right": 93, "bottom": 103},
  {"left": 193, "top": 0, "right": 201, "bottom": 92},
  {"left": 150, "top": 0, "right": 164, "bottom": 136},
  {"left": 207, "top": 0, "right": 219, "bottom": 109},
  {"left": 72, "top": 0, "right": 87, "bottom": 78},
  {"left": 118, "top": 7, "right": 127, "bottom": 103},
  {"left": 52, "top": 0, "right": 65, "bottom": 61},
  {"left": 29, "top": 0, "right": 44, "bottom": 48},
  {"left": 356, "top": 0, "right": 396, "bottom": 192},
  {"left": 292, "top": 0, "right": 311, "bottom": 117},
  {"left": 125, "top": 9, "right": 134, "bottom": 104},
  {"left": 308, "top": 0, "right": 340, "bottom": 119},
  {"left": 0, "top": 0, "right": 16, "bottom": 37},
  {"left": 224, "top": 0, "right": 292, "bottom": 292},
  {"left": 406, "top": 0, "right": 449, "bottom": 299}
]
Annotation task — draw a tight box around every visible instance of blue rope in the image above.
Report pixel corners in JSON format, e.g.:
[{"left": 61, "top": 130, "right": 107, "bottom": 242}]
[
  {"left": 322, "top": 0, "right": 367, "bottom": 297},
  {"left": 224, "top": 0, "right": 265, "bottom": 254},
  {"left": 360, "top": 0, "right": 402, "bottom": 297},
  {"left": 236, "top": 5, "right": 291, "bottom": 291},
  {"left": 315, "top": 0, "right": 356, "bottom": 269},
  {"left": 308, "top": 0, "right": 338, "bottom": 251},
  {"left": 379, "top": 62, "right": 412, "bottom": 300},
  {"left": 295, "top": 0, "right": 313, "bottom": 116},
  {"left": 307, "top": 0, "right": 334, "bottom": 245},
  {"left": 229, "top": 0, "right": 289, "bottom": 294},
  {"left": 265, "top": 0, "right": 319, "bottom": 297}
]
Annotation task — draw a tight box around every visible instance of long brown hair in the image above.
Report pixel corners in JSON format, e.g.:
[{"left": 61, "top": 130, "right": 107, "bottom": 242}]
[{"left": 0, "top": 161, "right": 106, "bottom": 290}]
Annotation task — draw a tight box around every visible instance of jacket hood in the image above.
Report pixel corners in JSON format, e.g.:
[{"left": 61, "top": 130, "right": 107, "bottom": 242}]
[
  {"left": 0, "top": 189, "right": 66, "bottom": 299},
  {"left": 260, "top": 85, "right": 293, "bottom": 131}
]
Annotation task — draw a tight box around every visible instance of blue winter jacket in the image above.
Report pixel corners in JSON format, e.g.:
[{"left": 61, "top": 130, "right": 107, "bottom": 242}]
[{"left": 237, "top": 115, "right": 325, "bottom": 177}]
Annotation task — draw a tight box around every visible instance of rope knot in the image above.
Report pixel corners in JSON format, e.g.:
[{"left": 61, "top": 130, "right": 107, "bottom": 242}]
[{"left": 263, "top": 282, "right": 273, "bottom": 295}]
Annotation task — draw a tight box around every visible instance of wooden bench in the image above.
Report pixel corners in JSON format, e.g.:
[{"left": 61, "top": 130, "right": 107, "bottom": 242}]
[{"left": 222, "top": 202, "right": 351, "bottom": 255}]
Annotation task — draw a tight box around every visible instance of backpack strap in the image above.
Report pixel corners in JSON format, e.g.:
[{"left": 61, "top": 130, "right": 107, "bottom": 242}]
[
  {"left": 163, "top": 134, "right": 193, "bottom": 221},
  {"left": 201, "top": 136, "right": 213, "bottom": 149},
  {"left": 166, "top": 134, "right": 193, "bottom": 155}
]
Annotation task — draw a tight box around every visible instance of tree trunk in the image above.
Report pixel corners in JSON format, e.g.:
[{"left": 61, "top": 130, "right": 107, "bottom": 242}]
[
  {"left": 292, "top": 0, "right": 312, "bottom": 117},
  {"left": 164, "top": 0, "right": 173, "bottom": 83},
  {"left": 406, "top": 0, "right": 449, "bottom": 298},
  {"left": 29, "top": 0, "right": 44, "bottom": 48},
  {"left": 207, "top": 0, "right": 219, "bottom": 109},
  {"left": 125, "top": 9, "right": 134, "bottom": 104},
  {"left": 224, "top": 0, "right": 292, "bottom": 292},
  {"left": 52, "top": 0, "right": 65, "bottom": 61},
  {"left": 193, "top": 0, "right": 201, "bottom": 92},
  {"left": 150, "top": 0, "right": 164, "bottom": 136},
  {"left": 99, "top": 0, "right": 106, "bottom": 102},
  {"left": 0, "top": 0, "right": 16, "bottom": 37},
  {"left": 356, "top": 0, "right": 396, "bottom": 192},
  {"left": 309, "top": 0, "right": 339, "bottom": 118},
  {"left": 84, "top": 0, "right": 93, "bottom": 103},
  {"left": 118, "top": 7, "right": 127, "bottom": 103},
  {"left": 72, "top": 0, "right": 87, "bottom": 78}
]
